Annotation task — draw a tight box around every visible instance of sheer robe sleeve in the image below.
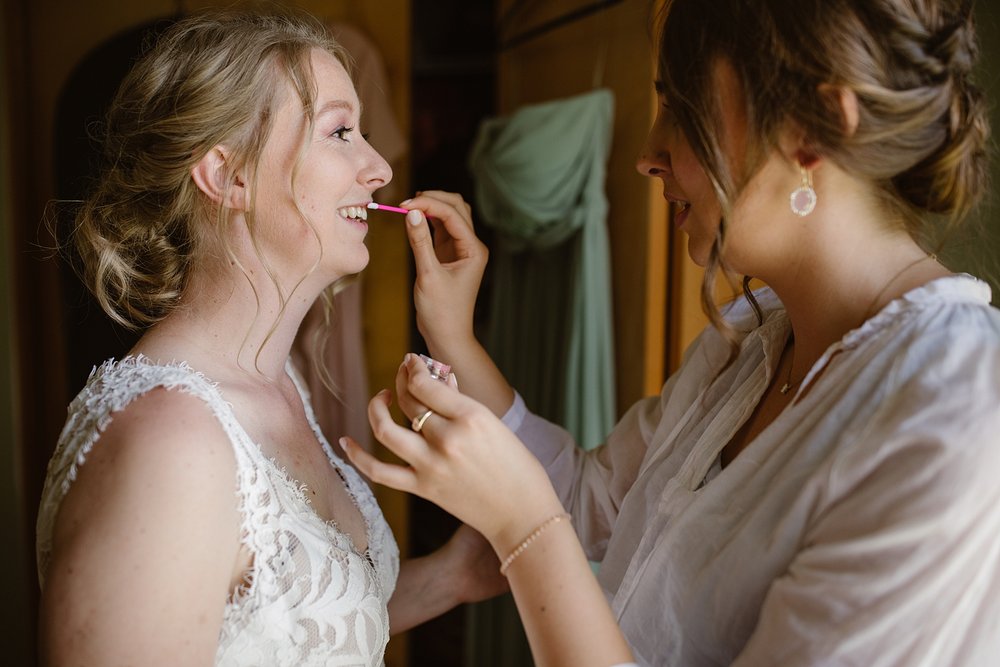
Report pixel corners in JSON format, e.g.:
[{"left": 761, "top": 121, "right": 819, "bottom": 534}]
[{"left": 501, "top": 374, "right": 680, "bottom": 561}]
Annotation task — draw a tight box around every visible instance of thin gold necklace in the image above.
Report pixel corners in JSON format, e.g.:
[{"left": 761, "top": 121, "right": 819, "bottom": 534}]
[{"left": 777, "top": 254, "right": 936, "bottom": 396}]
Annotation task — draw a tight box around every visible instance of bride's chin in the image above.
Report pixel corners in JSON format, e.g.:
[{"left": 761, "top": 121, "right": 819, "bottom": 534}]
[{"left": 686, "top": 240, "right": 711, "bottom": 268}]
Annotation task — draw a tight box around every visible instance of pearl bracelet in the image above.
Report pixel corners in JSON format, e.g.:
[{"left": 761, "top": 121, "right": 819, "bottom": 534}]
[{"left": 498, "top": 513, "right": 571, "bottom": 576}]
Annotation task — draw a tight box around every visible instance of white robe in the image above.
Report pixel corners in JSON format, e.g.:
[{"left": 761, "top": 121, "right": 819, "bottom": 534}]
[{"left": 505, "top": 274, "right": 1000, "bottom": 666}]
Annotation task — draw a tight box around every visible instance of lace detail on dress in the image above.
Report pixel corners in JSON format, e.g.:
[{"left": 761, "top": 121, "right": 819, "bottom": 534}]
[{"left": 36, "top": 356, "right": 399, "bottom": 667}]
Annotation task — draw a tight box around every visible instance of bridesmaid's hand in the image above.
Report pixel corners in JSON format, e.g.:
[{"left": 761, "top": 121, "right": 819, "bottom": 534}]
[
  {"left": 343, "top": 355, "right": 563, "bottom": 557},
  {"left": 401, "top": 191, "right": 488, "bottom": 352}
]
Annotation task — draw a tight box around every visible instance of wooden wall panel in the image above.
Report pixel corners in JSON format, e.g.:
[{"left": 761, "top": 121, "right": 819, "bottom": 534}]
[{"left": 497, "top": 0, "right": 665, "bottom": 415}]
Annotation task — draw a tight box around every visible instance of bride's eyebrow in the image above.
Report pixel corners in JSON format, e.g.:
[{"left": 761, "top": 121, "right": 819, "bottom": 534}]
[{"left": 316, "top": 99, "right": 355, "bottom": 117}]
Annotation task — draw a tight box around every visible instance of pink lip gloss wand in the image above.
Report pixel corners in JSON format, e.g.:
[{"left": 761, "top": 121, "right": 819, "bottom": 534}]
[{"left": 367, "top": 202, "right": 410, "bottom": 215}]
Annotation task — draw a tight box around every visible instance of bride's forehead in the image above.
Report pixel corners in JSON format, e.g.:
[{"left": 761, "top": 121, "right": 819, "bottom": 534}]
[
  {"left": 309, "top": 51, "right": 358, "bottom": 102},
  {"left": 310, "top": 49, "right": 351, "bottom": 83},
  {"left": 269, "top": 49, "right": 357, "bottom": 114}
]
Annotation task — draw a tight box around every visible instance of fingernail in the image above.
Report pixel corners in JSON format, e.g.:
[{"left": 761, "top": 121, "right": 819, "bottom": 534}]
[
  {"left": 403, "top": 352, "right": 413, "bottom": 363},
  {"left": 406, "top": 209, "right": 422, "bottom": 226},
  {"left": 339, "top": 437, "right": 349, "bottom": 449},
  {"left": 400, "top": 198, "right": 412, "bottom": 206}
]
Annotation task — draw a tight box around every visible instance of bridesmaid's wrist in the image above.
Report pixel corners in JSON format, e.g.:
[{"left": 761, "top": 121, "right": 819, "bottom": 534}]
[{"left": 487, "top": 497, "right": 568, "bottom": 566}]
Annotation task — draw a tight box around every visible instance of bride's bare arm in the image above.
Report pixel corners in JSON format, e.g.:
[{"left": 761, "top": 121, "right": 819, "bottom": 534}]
[{"left": 40, "top": 389, "right": 243, "bottom": 667}]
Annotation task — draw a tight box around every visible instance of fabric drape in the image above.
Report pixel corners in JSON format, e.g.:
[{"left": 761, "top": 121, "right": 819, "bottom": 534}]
[{"left": 469, "top": 88, "right": 616, "bottom": 448}]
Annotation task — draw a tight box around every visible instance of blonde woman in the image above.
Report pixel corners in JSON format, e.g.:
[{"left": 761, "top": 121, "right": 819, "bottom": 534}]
[{"left": 36, "top": 9, "right": 504, "bottom": 666}]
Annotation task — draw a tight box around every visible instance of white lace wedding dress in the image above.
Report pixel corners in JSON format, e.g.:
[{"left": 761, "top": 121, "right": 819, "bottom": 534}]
[{"left": 36, "top": 356, "right": 399, "bottom": 666}]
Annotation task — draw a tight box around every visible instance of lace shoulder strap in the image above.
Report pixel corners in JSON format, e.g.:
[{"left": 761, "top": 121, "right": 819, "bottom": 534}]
[
  {"left": 50, "top": 357, "right": 251, "bottom": 496},
  {"left": 36, "top": 356, "right": 255, "bottom": 583}
]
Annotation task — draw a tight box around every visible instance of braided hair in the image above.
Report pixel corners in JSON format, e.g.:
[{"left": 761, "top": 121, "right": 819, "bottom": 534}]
[{"left": 657, "top": 0, "right": 988, "bottom": 352}]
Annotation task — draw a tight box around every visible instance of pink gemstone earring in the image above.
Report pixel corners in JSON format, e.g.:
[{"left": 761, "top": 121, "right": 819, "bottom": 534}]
[{"left": 790, "top": 166, "right": 817, "bottom": 217}]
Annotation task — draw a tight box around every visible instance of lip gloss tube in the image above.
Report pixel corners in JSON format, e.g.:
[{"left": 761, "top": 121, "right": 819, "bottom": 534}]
[{"left": 419, "top": 354, "right": 451, "bottom": 382}]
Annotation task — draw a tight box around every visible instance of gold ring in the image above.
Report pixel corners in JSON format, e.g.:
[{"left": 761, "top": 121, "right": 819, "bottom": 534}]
[{"left": 411, "top": 409, "right": 434, "bottom": 432}]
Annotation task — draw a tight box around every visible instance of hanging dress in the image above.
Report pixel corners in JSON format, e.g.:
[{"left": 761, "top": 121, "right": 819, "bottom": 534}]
[{"left": 469, "top": 88, "right": 617, "bottom": 448}]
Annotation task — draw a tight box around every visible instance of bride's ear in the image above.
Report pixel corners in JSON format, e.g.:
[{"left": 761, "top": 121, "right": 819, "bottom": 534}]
[{"left": 191, "top": 145, "right": 246, "bottom": 210}]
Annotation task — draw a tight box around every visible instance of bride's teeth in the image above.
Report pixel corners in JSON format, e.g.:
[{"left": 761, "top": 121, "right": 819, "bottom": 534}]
[{"left": 337, "top": 206, "right": 369, "bottom": 221}]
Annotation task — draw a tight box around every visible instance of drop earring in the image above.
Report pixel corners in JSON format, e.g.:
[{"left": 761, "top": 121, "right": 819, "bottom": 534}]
[{"left": 790, "top": 166, "right": 817, "bottom": 217}]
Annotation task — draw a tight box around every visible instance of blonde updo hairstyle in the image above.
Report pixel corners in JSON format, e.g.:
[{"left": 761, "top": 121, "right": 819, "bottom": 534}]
[
  {"left": 657, "top": 0, "right": 989, "bottom": 341},
  {"left": 72, "top": 8, "right": 349, "bottom": 330}
]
